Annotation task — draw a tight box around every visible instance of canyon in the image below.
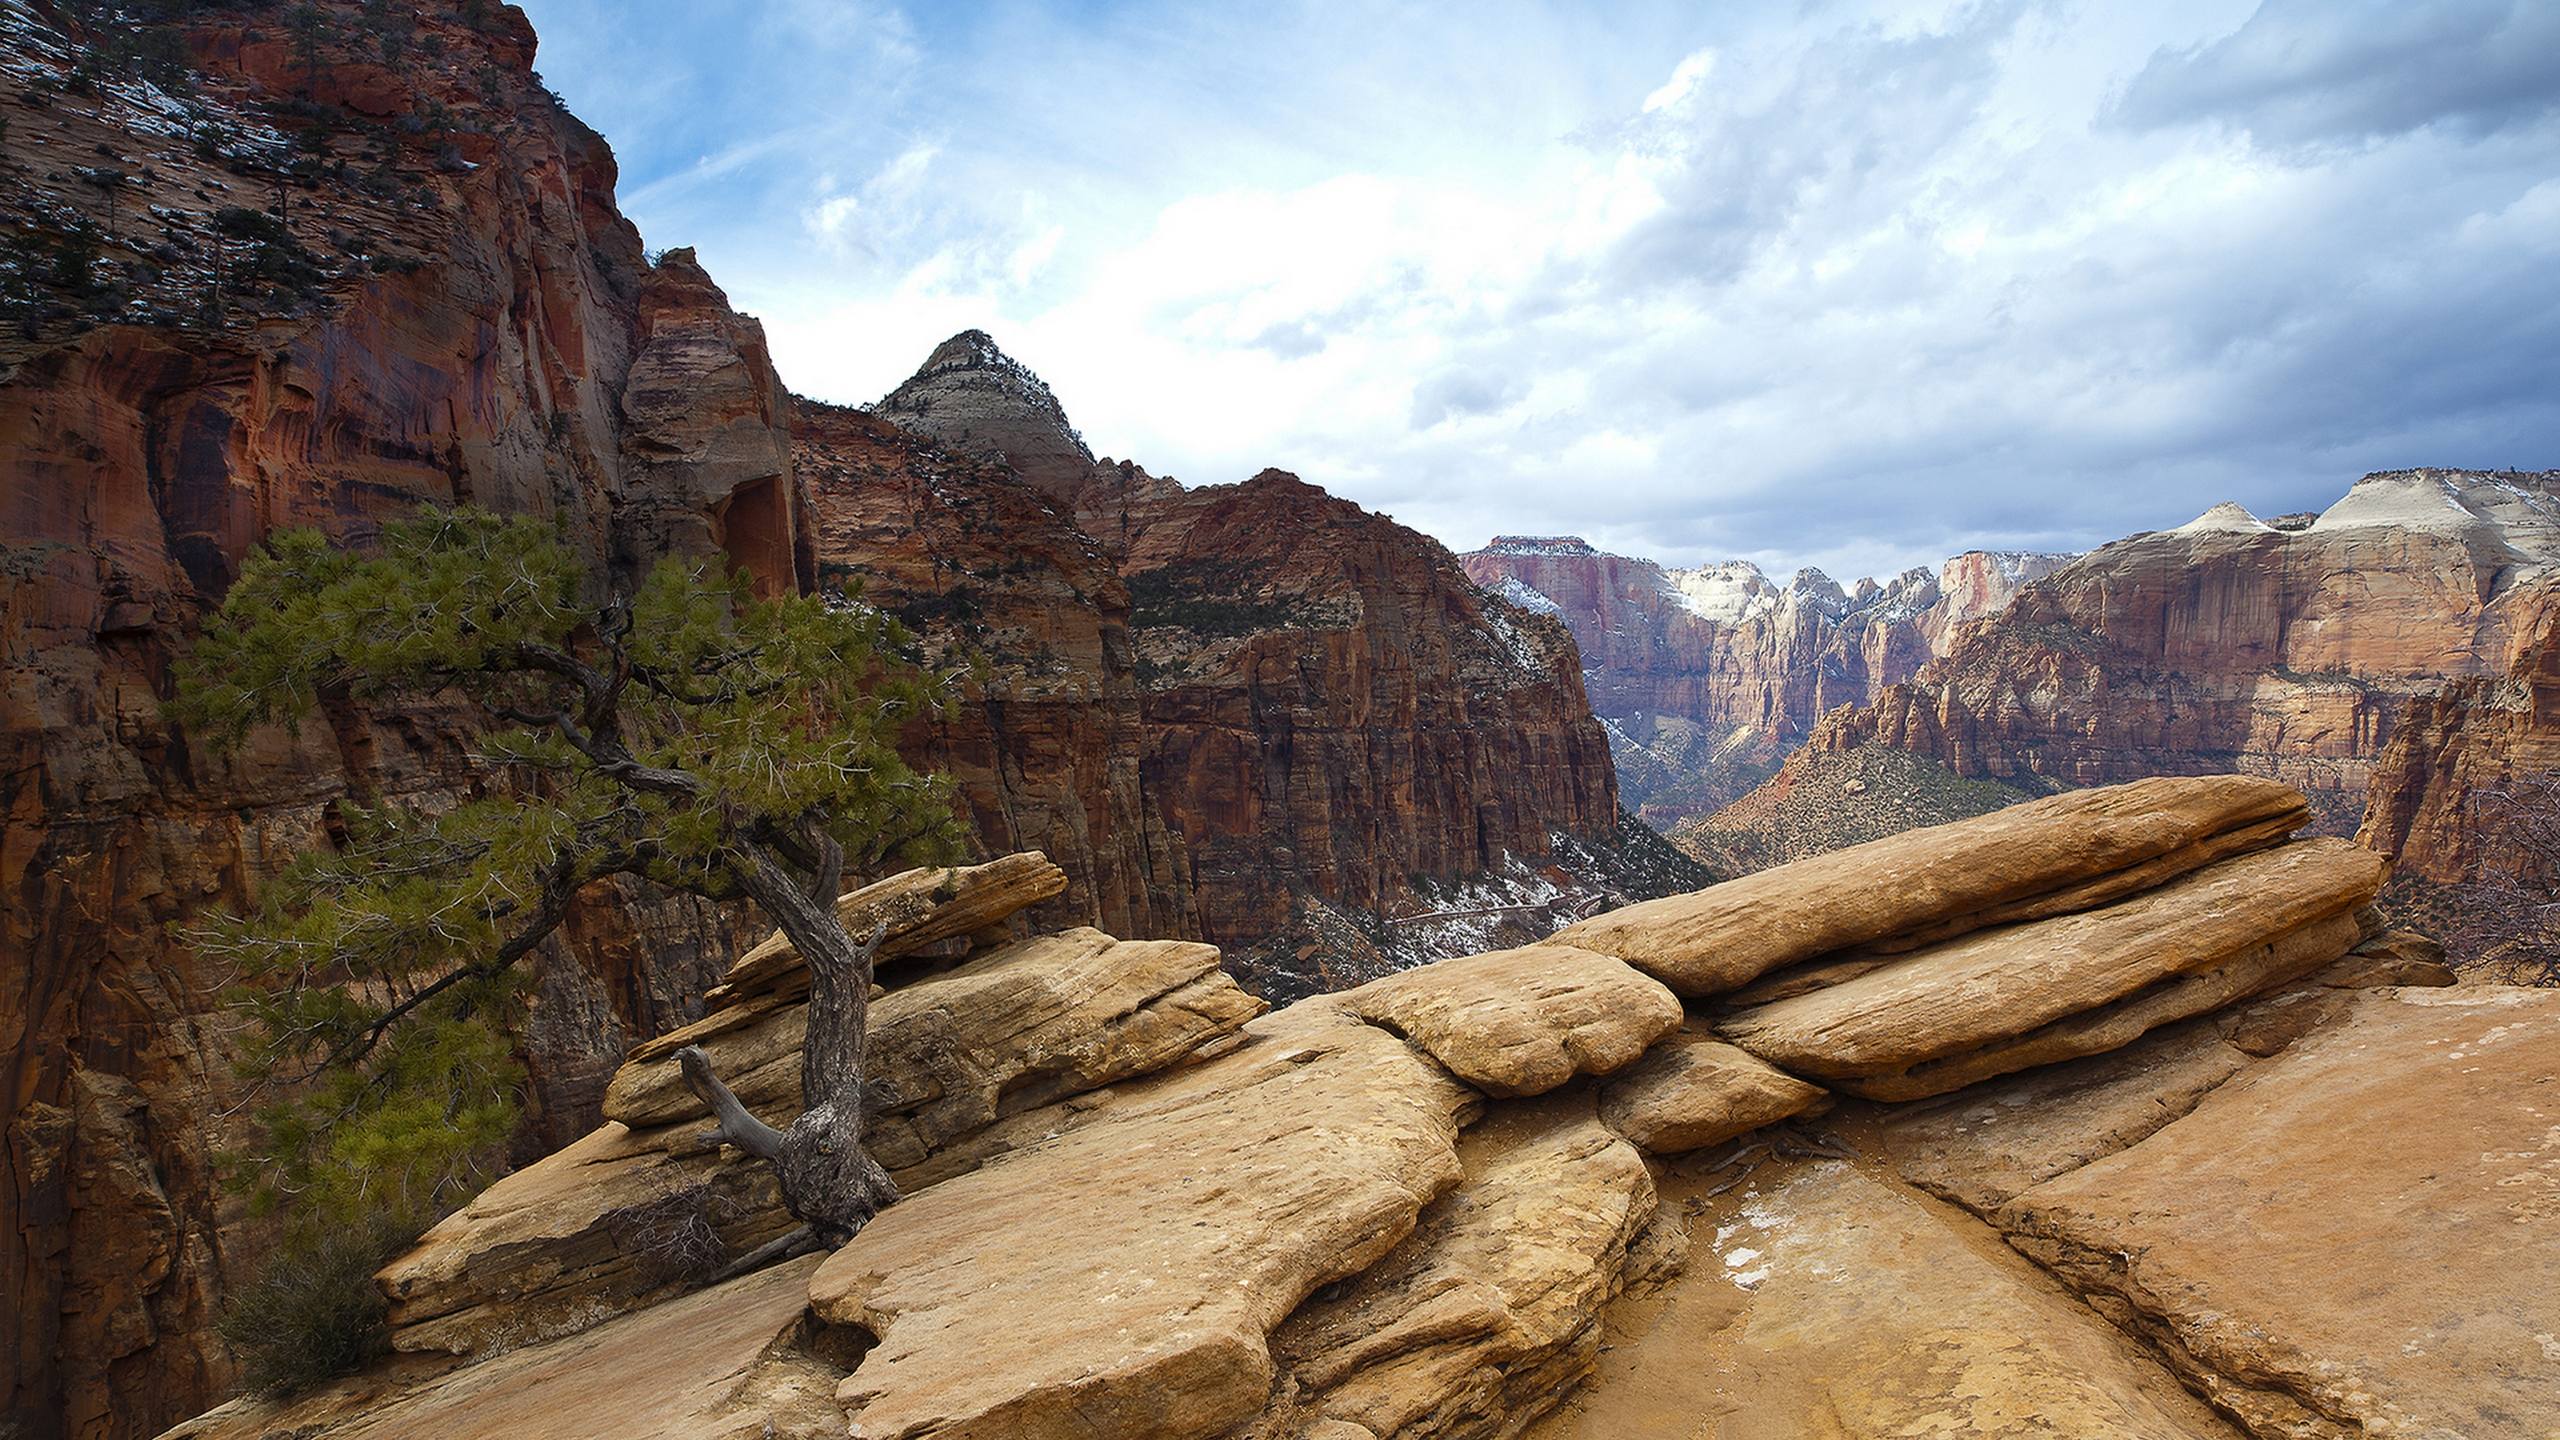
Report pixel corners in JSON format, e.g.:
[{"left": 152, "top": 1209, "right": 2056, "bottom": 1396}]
[
  {"left": 7, "top": 4, "right": 2555, "bottom": 1439},
  {"left": 0, "top": 6, "right": 1673, "bottom": 1436},
  {"left": 1803, "top": 471, "right": 2560, "bottom": 836},
  {"left": 814, "top": 336, "right": 1696, "bottom": 1000},
  {"left": 1459, "top": 538, "right": 2067, "bottom": 823},
  {"left": 1477, "top": 474, "right": 2560, "bottom": 942}
]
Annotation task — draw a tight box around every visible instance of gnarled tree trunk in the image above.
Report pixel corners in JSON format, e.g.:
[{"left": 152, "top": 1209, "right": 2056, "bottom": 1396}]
[{"left": 677, "top": 848, "right": 900, "bottom": 1253}]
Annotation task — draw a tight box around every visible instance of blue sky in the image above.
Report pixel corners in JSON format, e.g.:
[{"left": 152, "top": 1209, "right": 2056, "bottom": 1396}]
[{"left": 513, "top": 0, "right": 2560, "bottom": 580}]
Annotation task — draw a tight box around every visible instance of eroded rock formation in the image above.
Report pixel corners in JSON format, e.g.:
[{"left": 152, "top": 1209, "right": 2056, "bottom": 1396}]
[
  {"left": 168, "top": 780, "right": 2555, "bottom": 1440},
  {"left": 1458, "top": 538, "right": 2068, "bottom": 823}
]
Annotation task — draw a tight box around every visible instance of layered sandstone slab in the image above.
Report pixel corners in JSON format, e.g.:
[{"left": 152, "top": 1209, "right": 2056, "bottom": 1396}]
[
  {"left": 381, "top": 924, "right": 1258, "bottom": 1356},
  {"left": 1718, "top": 839, "right": 2385, "bottom": 1100},
  {"left": 808, "top": 1005, "right": 1478, "bottom": 1440},
  {"left": 1331, "top": 946, "right": 1682, "bottom": 1098},
  {"left": 1548, "top": 775, "right": 2310, "bottom": 995},
  {"left": 1597, "top": 1029, "right": 1831, "bottom": 1155},
  {"left": 607, "top": 928, "right": 1255, "bottom": 1137},
  {"left": 701, "top": 852, "right": 1069, "bottom": 1007},
  {"left": 1997, "top": 986, "right": 2560, "bottom": 1440},
  {"left": 1242, "top": 1099, "right": 1675, "bottom": 1440}
]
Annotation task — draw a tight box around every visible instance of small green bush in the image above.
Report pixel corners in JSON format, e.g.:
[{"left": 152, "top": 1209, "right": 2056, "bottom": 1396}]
[{"left": 215, "top": 1215, "right": 413, "bottom": 1395}]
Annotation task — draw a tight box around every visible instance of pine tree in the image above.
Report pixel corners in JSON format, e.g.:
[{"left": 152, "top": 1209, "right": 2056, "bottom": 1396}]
[{"left": 174, "top": 507, "right": 962, "bottom": 1255}]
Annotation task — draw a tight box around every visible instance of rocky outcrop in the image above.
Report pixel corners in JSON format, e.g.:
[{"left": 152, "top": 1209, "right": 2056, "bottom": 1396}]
[
  {"left": 1858, "top": 979, "right": 2556, "bottom": 1440},
  {"left": 1595, "top": 1029, "right": 1829, "bottom": 1156},
  {"left": 1458, "top": 538, "right": 2068, "bottom": 824},
  {"left": 873, "top": 329, "right": 1098, "bottom": 504},
  {"left": 1810, "top": 470, "right": 2560, "bottom": 838},
  {"left": 809, "top": 341, "right": 1696, "bottom": 1000},
  {"left": 375, "top": 858, "right": 1259, "bottom": 1358},
  {"left": 0, "top": 6, "right": 808, "bottom": 1433},
  {"left": 171, "top": 776, "right": 2550, "bottom": 1440},
  {"left": 1717, "top": 840, "right": 2384, "bottom": 1100},
  {"left": 1549, "top": 776, "right": 2312, "bottom": 995}
]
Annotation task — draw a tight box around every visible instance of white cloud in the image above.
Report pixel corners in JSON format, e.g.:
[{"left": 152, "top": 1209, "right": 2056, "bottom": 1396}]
[{"left": 521, "top": 0, "right": 2560, "bottom": 581}]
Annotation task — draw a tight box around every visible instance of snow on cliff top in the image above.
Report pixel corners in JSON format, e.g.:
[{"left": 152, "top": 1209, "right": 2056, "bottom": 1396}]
[
  {"left": 1489, "top": 575, "right": 1565, "bottom": 618},
  {"left": 1479, "top": 536, "right": 1601, "bottom": 557}
]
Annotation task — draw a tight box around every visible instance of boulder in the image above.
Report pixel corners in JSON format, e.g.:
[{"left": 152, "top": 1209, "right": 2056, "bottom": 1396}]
[
  {"left": 807, "top": 1005, "right": 1478, "bottom": 1440},
  {"left": 1547, "top": 775, "right": 2310, "bottom": 995},
  {"left": 1999, "top": 986, "right": 2560, "bottom": 1439},
  {"left": 1332, "top": 945, "right": 1681, "bottom": 1097},
  {"left": 1717, "top": 838, "right": 2386, "bottom": 1098},
  {"left": 1596, "top": 1029, "right": 1830, "bottom": 1155},
  {"left": 605, "top": 929, "right": 1259, "bottom": 1138}
]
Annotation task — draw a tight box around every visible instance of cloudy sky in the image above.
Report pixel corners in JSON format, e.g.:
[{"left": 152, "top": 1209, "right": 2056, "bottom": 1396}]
[{"left": 514, "top": 0, "right": 2560, "bottom": 581}]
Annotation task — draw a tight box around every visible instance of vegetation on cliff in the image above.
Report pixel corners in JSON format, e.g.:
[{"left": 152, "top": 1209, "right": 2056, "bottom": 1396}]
[{"left": 173, "top": 508, "right": 962, "bottom": 1387}]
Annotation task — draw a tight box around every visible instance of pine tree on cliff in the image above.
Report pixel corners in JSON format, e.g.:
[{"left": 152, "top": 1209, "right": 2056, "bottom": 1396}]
[{"left": 175, "top": 508, "right": 962, "bottom": 1254}]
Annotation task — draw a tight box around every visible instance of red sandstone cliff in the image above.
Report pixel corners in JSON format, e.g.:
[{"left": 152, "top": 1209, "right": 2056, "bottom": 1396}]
[
  {"left": 2357, "top": 579, "right": 2560, "bottom": 884},
  {"left": 0, "top": 6, "right": 801, "bottom": 1434},
  {"left": 1808, "top": 472, "right": 2560, "bottom": 835},
  {"left": 1458, "top": 538, "right": 2066, "bottom": 822},
  {"left": 811, "top": 347, "right": 1695, "bottom": 999}
]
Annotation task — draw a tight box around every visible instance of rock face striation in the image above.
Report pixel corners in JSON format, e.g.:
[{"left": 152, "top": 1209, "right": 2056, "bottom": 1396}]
[
  {"left": 811, "top": 345, "right": 1697, "bottom": 1000},
  {"left": 1458, "top": 538, "right": 2068, "bottom": 823},
  {"left": 170, "top": 778, "right": 2557, "bottom": 1440},
  {"left": 0, "top": 7, "right": 807, "bottom": 1434},
  {"left": 1808, "top": 470, "right": 2560, "bottom": 837}
]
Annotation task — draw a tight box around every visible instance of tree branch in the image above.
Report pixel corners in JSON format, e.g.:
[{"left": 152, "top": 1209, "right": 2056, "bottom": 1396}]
[{"left": 675, "top": 1045, "right": 785, "bottom": 1161}]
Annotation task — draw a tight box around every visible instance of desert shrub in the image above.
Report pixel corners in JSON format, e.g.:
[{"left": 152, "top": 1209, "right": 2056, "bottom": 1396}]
[{"left": 215, "top": 1215, "right": 413, "bottom": 1395}]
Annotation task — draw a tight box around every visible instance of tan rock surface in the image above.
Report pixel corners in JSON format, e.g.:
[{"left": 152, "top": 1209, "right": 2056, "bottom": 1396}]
[
  {"left": 1548, "top": 775, "right": 2309, "bottom": 995},
  {"left": 1717, "top": 838, "right": 2385, "bottom": 1087},
  {"left": 1242, "top": 1097, "right": 1673, "bottom": 1440},
  {"left": 1999, "top": 986, "right": 2560, "bottom": 1440},
  {"left": 1597, "top": 1029, "right": 1830, "bottom": 1155},
  {"left": 384, "top": 927, "right": 1257, "bottom": 1356},
  {"left": 807, "top": 1005, "right": 1477, "bottom": 1440},
  {"left": 608, "top": 928, "right": 1255, "bottom": 1132},
  {"left": 700, "top": 852, "right": 1069, "bottom": 1008},
  {"left": 1333, "top": 946, "right": 1681, "bottom": 1097},
  {"left": 164, "top": 1255, "right": 845, "bottom": 1440},
  {"left": 1830, "top": 906, "right": 2368, "bottom": 1102},
  {"left": 1526, "top": 1157, "right": 2239, "bottom": 1439}
]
